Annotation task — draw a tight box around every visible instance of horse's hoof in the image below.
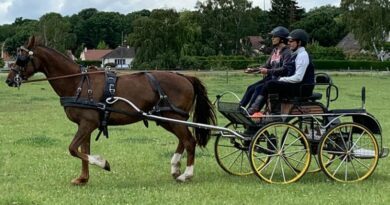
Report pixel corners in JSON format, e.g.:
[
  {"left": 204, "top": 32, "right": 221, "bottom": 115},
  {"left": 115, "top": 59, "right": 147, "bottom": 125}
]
[
  {"left": 175, "top": 174, "right": 192, "bottom": 182},
  {"left": 172, "top": 172, "right": 181, "bottom": 179},
  {"left": 104, "top": 160, "right": 111, "bottom": 171},
  {"left": 71, "top": 178, "right": 88, "bottom": 186}
]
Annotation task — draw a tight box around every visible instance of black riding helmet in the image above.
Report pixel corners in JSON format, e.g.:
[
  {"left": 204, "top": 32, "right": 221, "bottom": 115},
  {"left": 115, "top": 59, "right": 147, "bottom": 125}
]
[
  {"left": 269, "top": 26, "right": 289, "bottom": 39},
  {"left": 288, "top": 29, "right": 309, "bottom": 46}
]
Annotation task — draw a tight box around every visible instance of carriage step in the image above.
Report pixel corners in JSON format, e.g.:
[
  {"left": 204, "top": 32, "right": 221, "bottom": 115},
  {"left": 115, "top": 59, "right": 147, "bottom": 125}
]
[
  {"left": 352, "top": 147, "right": 389, "bottom": 159},
  {"left": 353, "top": 148, "right": 376, "bottom": 158},
  {"left": 380, "top": 147, "right": 389, "bottom": 158}
]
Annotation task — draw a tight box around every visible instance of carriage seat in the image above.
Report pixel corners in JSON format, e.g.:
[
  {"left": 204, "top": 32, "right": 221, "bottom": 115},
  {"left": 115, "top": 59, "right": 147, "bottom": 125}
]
[{"left": 281, "top": 72, "right": 332, "bottom": 103}]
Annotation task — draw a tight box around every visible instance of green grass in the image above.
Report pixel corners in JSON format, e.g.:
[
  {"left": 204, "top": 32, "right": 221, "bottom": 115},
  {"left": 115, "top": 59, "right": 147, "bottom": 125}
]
[{"left": 0, "top": 72, "right": 390, "bottom": 205}]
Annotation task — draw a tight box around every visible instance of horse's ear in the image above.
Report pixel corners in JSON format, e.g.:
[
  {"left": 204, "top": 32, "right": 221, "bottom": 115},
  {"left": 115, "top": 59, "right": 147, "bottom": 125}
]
[{"left": 27, "top": 36, "right": 35, "bottom": 49}]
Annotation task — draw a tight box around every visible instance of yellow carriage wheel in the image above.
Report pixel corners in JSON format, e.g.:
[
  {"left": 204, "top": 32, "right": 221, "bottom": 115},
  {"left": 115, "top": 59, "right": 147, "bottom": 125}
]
[
  {"left": 214, "top": 123, "right": 253, "bottom": 176},
  {"left": 318, "top": 122, "right": 379, "bottom": 182},
  {"left": 249, "top": 122, "right": 311, "bottom": 184}
]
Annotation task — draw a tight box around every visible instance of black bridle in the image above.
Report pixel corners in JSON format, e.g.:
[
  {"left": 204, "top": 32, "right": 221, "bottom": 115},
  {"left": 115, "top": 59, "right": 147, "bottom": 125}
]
[{"left": 9, "top": 46, "right": 36, "bottom": 88}]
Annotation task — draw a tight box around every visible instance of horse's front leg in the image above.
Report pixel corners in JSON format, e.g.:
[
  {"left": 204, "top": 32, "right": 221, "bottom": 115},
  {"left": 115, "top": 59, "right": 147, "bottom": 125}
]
[{"left": 69, "top": 121, "right": 110, "bottom": 185}]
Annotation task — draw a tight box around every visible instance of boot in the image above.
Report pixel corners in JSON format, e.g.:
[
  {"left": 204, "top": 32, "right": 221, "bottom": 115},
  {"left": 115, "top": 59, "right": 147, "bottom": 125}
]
[
  {"left": 269, "top": 94, "right": 280, "bottom": 114},
  {"left": 248, "top": 95, "right": 265, "bottom": 115}
]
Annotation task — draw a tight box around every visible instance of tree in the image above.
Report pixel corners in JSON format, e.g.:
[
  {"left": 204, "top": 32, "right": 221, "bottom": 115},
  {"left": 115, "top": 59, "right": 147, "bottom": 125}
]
[
  {"left": 128, "top": 9, "right": 181, "bottom": 69},
  {"left": 38, "top": 13, "right": 75, "bottom": 53},
  {"left": 341, "top": 0, "right": 390, "bottom": 55},
  {"left": 292, "top": 6, "right": 347, "bottom": 46},
  {"left": 97, "top": 41, "right": 109, "bottom": 49},
  {"left": 196, "top": 0, "right": 259, "bottom": 55},
  {"left": 178, "top": 11, "right": 202, "bottom": 56},
  {"left": 3, "top": 18, "right": 38, "bottom": 56},
  {"left": 269, "top": 0, "right": 304, "bottom": 29}
]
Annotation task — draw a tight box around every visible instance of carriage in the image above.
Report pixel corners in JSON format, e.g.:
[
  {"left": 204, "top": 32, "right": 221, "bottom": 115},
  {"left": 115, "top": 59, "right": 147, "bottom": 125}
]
[
  {"left": 212, "top": 73, "right": 389, "bottom": 184},
  {"left": 102, "top": 72, "right": 388, "bottom": 184}
]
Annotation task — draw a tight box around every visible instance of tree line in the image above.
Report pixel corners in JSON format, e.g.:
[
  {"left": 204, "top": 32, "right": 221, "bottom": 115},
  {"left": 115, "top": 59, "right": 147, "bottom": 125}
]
[{"left": 0, "top": 0, "right": 388, "bottom": 69}]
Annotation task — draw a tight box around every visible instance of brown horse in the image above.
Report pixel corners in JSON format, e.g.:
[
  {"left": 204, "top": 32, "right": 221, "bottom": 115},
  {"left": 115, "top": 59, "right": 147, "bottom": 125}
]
[{"left": 5, "top": 36, "right": 216, "bottom": 185}]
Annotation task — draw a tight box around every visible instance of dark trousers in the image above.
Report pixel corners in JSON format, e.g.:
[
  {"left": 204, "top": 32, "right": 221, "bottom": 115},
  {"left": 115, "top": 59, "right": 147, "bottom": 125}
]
[{"left": 240, "top": 78, "right": 266, "bottom": 107}]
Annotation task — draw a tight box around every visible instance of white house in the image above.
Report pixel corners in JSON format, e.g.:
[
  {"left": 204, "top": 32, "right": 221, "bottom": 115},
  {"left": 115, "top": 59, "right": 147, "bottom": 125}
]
[{"left": 101, "top": 46, "right": 135, "bottom": 69}]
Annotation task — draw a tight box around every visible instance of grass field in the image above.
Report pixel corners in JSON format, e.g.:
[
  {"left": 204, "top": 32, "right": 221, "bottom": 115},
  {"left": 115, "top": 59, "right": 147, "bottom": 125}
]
[{"left": 0, "top": 71, "right": 389, "bottom": 205}]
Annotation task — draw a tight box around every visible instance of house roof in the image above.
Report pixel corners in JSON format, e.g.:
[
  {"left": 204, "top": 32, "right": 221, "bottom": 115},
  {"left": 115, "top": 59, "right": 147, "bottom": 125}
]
[
  {"left": 102, "top": 47, "right": 135, "bottom": 59},
  {"left": 82, "top": 49, "right": 112, "bottom": 61},
  {"left": 247, "top": 36, "right": 264, "bottom": 49},
  {"left": 336, "top": 33, "right": 361, "bottom": 53}
]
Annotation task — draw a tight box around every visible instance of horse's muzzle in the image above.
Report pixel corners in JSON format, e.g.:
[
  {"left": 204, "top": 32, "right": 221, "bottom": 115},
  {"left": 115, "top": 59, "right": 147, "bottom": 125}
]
[{"left": 5, "top": 79, "right": 17, "bottom": 87}]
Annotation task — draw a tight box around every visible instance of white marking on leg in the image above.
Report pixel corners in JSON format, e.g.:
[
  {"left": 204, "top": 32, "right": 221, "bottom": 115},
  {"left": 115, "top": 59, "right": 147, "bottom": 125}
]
[
  {"left": 176, "top": 165, "right": 194, "bottom": 182},
  {"left": 171, "top": 153, "right": 182, "bottom": 176},
  {"left": 88, "top": 155, "right": 106, "bottom": 168}
]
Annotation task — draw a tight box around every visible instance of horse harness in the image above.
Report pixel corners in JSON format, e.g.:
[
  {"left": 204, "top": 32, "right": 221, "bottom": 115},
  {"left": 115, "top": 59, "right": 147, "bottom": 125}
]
[{"left": 60, "top": 71, "right": 189, "bottom": 141}]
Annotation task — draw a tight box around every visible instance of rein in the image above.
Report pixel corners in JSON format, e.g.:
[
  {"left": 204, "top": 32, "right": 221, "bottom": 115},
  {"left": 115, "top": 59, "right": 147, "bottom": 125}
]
[{"left": 22, "top": 70, "right": 107, "bottom": 83}]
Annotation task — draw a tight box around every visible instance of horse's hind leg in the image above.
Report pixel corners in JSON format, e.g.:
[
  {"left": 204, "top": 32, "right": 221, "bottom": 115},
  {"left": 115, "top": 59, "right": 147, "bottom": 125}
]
[
  {"left": 171, "top": 141, "right": 184, "bottom": 179},
  {"left": 176, "top": 126, "right": 196, "bottom": 182}
]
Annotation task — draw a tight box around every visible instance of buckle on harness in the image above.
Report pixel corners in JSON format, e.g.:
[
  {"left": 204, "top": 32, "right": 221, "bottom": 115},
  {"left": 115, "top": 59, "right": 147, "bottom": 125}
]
[
  {"left": 109, "top": 84, "right": 115, "bottom": 94},
  {"left": 97, "top": 103, "right": 106, "bottom": 110}
]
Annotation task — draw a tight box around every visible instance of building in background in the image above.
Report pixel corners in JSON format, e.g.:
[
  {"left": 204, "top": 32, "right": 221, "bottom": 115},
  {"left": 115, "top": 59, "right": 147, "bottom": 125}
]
[{"left": 101, "top": 46, "right": 135, "bottom": 69}]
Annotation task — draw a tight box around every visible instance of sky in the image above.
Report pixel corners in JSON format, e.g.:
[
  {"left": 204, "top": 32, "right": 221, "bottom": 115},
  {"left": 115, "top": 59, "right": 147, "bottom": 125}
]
[{"left": 0, "top": 0, "right": 340, "bottom": 26}]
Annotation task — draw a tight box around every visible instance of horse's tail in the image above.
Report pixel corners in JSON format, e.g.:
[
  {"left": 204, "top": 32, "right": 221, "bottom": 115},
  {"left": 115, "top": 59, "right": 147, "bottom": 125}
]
[{"left": 185, "top": 75, "right": 216, "bottom": 147}]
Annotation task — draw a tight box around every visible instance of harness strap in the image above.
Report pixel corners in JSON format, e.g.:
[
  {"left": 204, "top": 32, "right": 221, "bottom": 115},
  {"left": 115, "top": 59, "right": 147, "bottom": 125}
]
[
  {"left": 60, "top": 97, "right": 143, "bottom": 117},
  {"left": 96, "top": 71, "right": 118, "bottom": 140},
  {"left": 144, "top": 72, "right": 189, "bottom": 118},
  {"left": 75, "top": 68, "right": 94, "bottom": 101}
]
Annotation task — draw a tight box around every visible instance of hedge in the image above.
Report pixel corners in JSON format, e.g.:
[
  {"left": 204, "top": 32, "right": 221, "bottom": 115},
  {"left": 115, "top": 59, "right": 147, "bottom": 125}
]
[
  {"left": 186, "top": 57, "right": 390, "bottom": 71},
  {"left": 313, "top": 60, "right": 390, "bottom": 71}
]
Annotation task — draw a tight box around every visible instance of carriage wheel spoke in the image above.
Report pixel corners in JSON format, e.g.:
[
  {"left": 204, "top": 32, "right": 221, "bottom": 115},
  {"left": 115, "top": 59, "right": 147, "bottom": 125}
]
[
  {"left": 218, "top": 144, "right": 238, "bottom": 148},
  {"left": 220, "top": 149, "right": 240, "bottom": 160},
  {"left": 280, "top": 127, "right": 290, "bottom": 150},
  {"left": 258, "top": 156, "right": 276, "bottom": 172},
  {"left": 350, "top": 159, "right": 360, "bottom": 179},
  {"left": 265, "top": 135, "right": 278, "bottom": 152},
  {"left": 327, "top": 137, "right": 346, "bottom": 153},
  {"left": 281, "top": 155, "right": 299, "bottom": 176},
  {"left": 281, "top": 135, "right": 302, "bottom": 151},
  {"left": 254, "top": 144, "right": 277, "bottom": 155},
  {"left": 228, "top": 150, "right": 244, "bottom": 169},
  {"left": 349, "top": 131, "right": 366, "bottom": 152},
  {"left": 284, "top": 153, "right": 307, "bottom": 166},
  {"left": 332, "top": 155, "right": 347, "bottom": 177},
  {"left": 270, "top": 156, "right": 280, "bottom": 181},
  {"left": 338, "top": 129, "right": 349, "bottom": 151},
  {"left": 353, "top": 158, "right": 371, "bottom": 170},
  {"left": 280, "top": 156, "right": 286, "bottom": 183},
  {"left": 344, "top": 157, "right": 348, "bottom": 181}
]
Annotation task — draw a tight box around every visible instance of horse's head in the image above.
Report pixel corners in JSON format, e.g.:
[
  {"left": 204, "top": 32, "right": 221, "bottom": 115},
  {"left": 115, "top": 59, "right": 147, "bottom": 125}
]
[{"left": 5, "top": 36, "right": 43, "bottom": 87}]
